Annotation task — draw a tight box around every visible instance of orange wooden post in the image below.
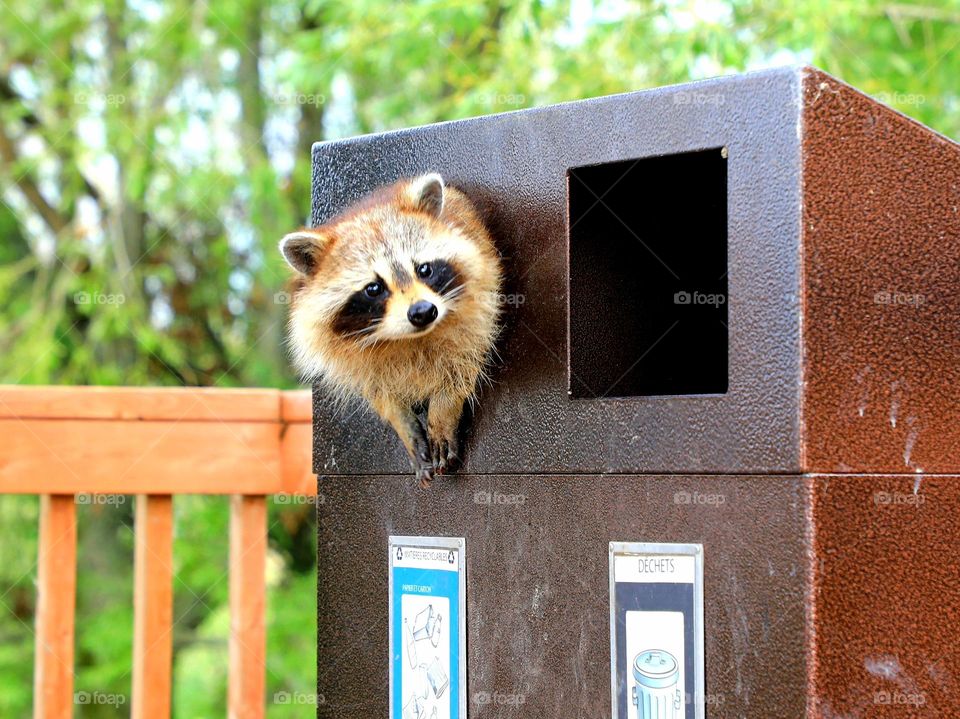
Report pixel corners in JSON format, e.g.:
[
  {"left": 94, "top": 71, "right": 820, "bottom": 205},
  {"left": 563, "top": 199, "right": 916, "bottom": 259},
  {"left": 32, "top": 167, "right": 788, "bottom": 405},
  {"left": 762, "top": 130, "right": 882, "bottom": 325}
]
[
  {"left": 280, "top": 390, "right": 316, "bottom": 496},
  {"left": 33, "top": 494, "right": 77, "bottom": 719},
  {"left": 228, "top": 495, "right": 267, "bottom": 718},
  {"left": 132, "top": 494, "right": 173, "bottom": 719}
]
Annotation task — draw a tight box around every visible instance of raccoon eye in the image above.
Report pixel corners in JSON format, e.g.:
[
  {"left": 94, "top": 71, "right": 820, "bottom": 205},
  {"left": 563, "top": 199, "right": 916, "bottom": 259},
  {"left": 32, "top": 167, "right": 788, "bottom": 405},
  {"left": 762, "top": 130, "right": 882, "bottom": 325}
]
[
  {"left": 416, "top": 262, "right": 433, "bottom": 279},
  {"left": 364, "top": 281, "right": 384, "bottom": 298}
]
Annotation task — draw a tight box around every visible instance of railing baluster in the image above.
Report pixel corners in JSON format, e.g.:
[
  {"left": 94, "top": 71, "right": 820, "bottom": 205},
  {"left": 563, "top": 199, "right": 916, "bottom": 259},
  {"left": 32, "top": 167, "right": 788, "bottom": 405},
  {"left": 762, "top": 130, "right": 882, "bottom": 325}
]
[
  {"left": 33, "top": 494, "right": 77, "bottom": 719},
  {"left": 132, "top": 494, "right": 173, "bottom": 719},
  {"left": 228, "top": 495, "right": 267, "bottom": 718},
  {"left": 1, "top": 387, "right": 314, "bottom": 712}
]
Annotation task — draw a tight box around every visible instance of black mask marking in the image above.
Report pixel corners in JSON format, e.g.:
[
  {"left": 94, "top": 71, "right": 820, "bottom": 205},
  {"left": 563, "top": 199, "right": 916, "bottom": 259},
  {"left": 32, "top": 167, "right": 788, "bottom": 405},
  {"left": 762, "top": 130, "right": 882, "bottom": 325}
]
[
  {"left": 419, "top": 259, "right": 463, "bottom": 296},
  {"left": 332, "top": 286, "right": 389, "bottom": 337}
]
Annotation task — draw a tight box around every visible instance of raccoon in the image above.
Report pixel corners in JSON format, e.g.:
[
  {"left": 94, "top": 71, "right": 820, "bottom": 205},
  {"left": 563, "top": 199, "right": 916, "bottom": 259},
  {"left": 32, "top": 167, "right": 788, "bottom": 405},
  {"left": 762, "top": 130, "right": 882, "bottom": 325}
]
[{"left": 280, "top": 173, "right": 502, "bottom": 486}]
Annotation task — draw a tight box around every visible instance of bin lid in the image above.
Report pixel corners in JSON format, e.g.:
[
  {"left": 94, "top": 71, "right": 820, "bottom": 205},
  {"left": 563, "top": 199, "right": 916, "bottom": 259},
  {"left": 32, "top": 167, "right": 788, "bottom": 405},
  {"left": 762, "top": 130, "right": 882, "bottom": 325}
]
[{"left": 632, "top": 649, "right": 679, "bottom": 689}]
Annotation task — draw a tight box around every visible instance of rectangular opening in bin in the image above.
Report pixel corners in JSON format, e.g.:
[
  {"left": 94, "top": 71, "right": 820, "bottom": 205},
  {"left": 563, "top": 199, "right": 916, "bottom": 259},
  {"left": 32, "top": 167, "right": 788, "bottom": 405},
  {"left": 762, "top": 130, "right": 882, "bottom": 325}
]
[{"left": 567, "top": 148, "right": 728, "bottom": 398}]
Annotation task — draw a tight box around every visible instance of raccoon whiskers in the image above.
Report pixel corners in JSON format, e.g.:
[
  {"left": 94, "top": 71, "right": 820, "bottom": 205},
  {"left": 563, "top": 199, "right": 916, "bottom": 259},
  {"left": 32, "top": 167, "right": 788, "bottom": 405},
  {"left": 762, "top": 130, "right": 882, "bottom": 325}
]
[
  {"left": 341, "top": 320, "right": 382, "bottom": 341},
  {"left": 437, "top": 276, "right": 460, "bottom": 295},
  {"left": 486, "top": 340, "right": 504, "bottom": 367},
  {"left": 440, "top": 287, "right": 467, "bottom": 312},
  {"left": 443, "top": 285, "right": 466, "bottom": 301},
  {"left": 357, "top": 334, "right": 385, "bottom": 349}
]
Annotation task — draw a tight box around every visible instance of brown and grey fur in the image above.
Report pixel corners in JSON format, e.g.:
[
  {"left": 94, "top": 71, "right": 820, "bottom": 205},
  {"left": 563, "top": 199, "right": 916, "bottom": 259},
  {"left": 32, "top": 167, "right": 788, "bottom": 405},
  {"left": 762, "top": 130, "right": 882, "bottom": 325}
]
[{"left": 280, "top": 174, "right": 502, "bottom": 486}]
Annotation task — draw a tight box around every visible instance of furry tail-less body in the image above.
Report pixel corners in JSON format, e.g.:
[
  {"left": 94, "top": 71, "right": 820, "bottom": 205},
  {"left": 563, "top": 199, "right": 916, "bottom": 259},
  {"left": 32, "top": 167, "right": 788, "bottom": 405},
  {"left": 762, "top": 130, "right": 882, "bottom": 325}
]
[{"left": 280, "top": 173, "right": 502, "bottom": 485}]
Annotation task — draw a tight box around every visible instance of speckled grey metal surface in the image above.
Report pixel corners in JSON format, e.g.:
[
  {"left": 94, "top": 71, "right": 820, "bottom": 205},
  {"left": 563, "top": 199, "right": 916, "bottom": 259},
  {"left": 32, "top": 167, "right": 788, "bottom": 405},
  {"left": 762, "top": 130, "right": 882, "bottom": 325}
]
[
  {"left": 317, "top": 474, "right": 808, "bottom": 718},
  {"left": 310, "top": 66, "right": 805, "bottom": 476}
]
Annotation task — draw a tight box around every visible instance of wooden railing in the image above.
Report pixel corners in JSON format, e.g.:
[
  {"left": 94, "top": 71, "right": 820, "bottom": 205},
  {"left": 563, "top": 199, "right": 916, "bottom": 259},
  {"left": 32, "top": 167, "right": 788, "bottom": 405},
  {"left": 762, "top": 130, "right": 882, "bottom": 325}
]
[{"left": 0, "top": 385, "right": 315, "bottom": 719}]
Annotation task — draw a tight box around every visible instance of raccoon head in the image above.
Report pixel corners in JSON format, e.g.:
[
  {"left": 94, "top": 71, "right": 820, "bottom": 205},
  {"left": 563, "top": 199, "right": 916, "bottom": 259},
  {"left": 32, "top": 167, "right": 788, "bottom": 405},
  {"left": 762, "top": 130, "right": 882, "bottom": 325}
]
[{"left": 280, "top": 173, "right": 481, "bottom": 348}]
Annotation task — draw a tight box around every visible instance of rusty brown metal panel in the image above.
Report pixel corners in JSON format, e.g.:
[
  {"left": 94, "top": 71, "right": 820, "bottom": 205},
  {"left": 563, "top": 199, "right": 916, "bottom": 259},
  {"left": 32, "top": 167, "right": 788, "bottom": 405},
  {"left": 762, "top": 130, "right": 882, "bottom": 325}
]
[
  {"left": 317, "top": 474, "right": 808, "bottom": 718},
  {"left": 800, "top": 69, "right": 960, "bottom": 473},
  {"left": 311, "top": 66, "right": 805, "bottom": 476},
  {"left": 809, "top": 474, "right": 960, "bottom": 717}
]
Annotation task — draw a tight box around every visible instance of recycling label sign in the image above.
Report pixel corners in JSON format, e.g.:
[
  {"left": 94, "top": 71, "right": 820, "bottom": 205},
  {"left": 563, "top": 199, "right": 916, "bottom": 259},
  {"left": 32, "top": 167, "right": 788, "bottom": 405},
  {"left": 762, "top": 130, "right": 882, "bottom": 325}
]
[
  {"left": 609, "top": 542, "right": 705, "bottom": 719},
  {"left": 389, "top": 536, "right": 466, "bottom": 719}
]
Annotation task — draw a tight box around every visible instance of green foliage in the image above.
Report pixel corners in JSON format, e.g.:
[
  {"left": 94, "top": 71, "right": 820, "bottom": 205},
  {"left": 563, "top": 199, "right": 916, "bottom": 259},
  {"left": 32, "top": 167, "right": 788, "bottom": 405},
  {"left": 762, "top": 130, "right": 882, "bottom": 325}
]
[
  {"left": 72, "top": 503, "right": 136, "bottom": 718},
  {"left": 0, "top": 496, "right": 38, "bottom": 715},
  {"left": 0, "top": 0, "right": 958, "bottom": 715}
]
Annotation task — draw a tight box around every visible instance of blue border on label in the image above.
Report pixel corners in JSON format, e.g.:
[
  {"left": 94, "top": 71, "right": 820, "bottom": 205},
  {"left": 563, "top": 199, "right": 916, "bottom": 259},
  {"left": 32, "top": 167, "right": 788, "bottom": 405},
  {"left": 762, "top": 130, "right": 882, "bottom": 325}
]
[{"left": 391, "top": 562, "right": 461, "bottom": 718}]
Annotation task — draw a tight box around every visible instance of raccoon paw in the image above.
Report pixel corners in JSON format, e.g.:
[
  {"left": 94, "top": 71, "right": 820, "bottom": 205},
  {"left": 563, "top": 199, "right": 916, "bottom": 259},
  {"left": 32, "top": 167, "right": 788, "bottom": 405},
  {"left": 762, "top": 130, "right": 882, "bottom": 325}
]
[
  {"left": 411, "top": 432, "right": 432, "bottom": 466},
  {"left": 409, "top": 444, "right": 435, "bottom": 488},
  {"left": 430, "top": 435, "right": 462, "bottom": 475}
]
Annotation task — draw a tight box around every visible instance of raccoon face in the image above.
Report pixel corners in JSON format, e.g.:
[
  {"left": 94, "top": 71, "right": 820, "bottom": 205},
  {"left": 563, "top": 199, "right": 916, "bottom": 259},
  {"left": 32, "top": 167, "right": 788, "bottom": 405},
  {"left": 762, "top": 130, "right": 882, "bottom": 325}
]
[
  {"left": 328, "top": 249, "right": 466, "bottom": 342},
  {"left": 280, "top": 174, "right": 474, "bottom": 346}
]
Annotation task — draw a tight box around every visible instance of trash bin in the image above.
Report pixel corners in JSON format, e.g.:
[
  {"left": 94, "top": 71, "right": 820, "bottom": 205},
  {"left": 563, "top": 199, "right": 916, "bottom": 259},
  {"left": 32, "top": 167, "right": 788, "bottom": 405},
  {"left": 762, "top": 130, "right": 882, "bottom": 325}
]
[
  {"left": 314, "top": 66, "right": 960, "bottom": 717},
  {"left": 632, "top": 650, "right": 682, "bottom": 719}
]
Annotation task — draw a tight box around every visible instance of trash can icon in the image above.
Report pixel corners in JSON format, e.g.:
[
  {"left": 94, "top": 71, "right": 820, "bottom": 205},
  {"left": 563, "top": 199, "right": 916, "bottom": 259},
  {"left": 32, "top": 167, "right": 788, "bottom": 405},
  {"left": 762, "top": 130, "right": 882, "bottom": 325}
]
[{"left": 631, "top": 650, "right": 682, "bottom": 719}]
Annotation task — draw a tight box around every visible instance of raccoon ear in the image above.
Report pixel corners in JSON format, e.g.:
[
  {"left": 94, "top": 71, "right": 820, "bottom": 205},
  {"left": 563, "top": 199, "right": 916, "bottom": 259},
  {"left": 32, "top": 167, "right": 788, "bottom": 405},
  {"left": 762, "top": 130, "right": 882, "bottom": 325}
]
[
  {"left": 279, "top": 229, "right": 330, "bottom": 275},
  {"left": 407, "top": 173, "right": 445, "bottom": 217}
]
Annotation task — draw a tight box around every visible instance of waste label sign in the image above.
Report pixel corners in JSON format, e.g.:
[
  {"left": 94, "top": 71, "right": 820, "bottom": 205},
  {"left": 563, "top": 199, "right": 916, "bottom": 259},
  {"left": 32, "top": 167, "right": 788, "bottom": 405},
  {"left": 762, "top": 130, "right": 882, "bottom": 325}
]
[
  {"left": 389, "top": 536, "right": 466, "bottom": 719},
  {"left": 609, "top": 542, "right": 704, "bottom": 719}
]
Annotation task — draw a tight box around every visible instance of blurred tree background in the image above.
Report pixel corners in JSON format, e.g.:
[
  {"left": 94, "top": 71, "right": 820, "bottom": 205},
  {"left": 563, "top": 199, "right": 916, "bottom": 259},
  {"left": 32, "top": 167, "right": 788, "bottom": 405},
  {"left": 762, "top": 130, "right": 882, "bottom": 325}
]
[{"left": 0, "top": 0, "right": 957, "bottom": 715}]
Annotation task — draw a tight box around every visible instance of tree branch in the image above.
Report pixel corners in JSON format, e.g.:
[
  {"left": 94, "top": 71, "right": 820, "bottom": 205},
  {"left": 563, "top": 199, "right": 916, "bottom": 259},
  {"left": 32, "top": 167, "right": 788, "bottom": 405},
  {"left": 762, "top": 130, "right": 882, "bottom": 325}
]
[
  {"left": 0, "top": 122, "right": 69, "bottom": 235},
  {"left": 0, "top": 74, "right": 103, "bottom": 203},
  {"left": 237, "top": 0, "right": 267, "bottom": 159}
]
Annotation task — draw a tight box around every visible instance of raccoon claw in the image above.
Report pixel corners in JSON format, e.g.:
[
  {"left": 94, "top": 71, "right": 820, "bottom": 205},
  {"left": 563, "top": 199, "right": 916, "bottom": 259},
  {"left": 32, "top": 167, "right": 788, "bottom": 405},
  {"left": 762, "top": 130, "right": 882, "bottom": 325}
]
[
  {"left": 430, "top": 439, "right": 444, "bottom": 473},
  {"left": 416, "top": 465, "right": 434, "bottom": 488},
  {"left": 430, "top": 436, "right": 462, "bottom": 475},
  {"left": 412, "top": 448, "right": 435, "bottom": 488}
]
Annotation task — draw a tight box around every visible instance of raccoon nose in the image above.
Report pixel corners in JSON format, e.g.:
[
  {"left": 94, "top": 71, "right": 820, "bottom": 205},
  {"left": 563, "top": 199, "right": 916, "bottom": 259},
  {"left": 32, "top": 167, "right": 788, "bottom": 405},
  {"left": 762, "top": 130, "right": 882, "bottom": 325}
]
[{"left": 408, "top": 300, "right": 438, "bottom": 328}]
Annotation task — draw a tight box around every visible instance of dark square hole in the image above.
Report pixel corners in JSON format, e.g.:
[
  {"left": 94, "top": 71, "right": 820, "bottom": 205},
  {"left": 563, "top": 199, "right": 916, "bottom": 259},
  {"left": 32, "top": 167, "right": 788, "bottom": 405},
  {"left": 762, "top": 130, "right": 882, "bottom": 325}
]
[{"left": 567, "top": 148, "right": 728, "bottom": 398}]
